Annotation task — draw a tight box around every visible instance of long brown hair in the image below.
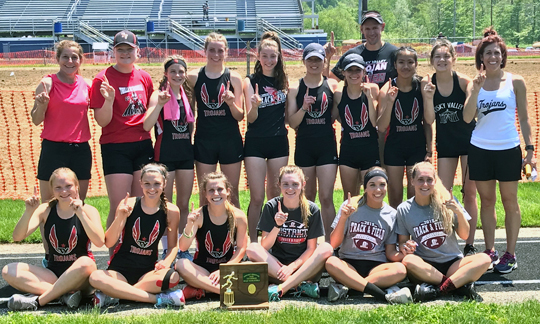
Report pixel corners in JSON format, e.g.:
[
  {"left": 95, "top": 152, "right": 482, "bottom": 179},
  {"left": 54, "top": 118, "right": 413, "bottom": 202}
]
[
  {"left": 48, "top": 167, "right": 79, "bottom": 208},
  {"left": 200, "top": 172, "right": 237, "bottom": 241},
  {"left": 158, "top": 55, "right": 195, "bottom": 112},
  {"left": 277, "top": 165, "right": 311, "bottom": 225},
  {"left": 475, "top": 27, "right": 507, "bottom": 70},
  {"left": 429, "top": 39, "right": 457, "bottom": 66},
  {"left": 253, "top": 31, "right": 288, "bottom": 91},
  {"left": 140, "top": 163, "right": 169, "bottom": 214},
  {"left": 411, "top": 162, "right": 453, "bottom": 234}
]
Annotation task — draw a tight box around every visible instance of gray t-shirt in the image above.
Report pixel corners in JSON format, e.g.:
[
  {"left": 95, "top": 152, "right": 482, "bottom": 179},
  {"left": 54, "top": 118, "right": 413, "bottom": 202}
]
[
  {"left": 257, "top": 197, "right": 325, "bottom": 265},
  {"left": 395, "top": 197, "right": 470, "bottom": 263},
  {"left": 331, "top": 201, "right": 397, "bottom": 263}
]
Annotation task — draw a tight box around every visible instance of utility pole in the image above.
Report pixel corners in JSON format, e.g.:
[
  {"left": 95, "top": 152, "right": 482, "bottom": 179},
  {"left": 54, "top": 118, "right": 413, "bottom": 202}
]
[{"left": 359, "top": 0, "right": 368, "bottom": 41}]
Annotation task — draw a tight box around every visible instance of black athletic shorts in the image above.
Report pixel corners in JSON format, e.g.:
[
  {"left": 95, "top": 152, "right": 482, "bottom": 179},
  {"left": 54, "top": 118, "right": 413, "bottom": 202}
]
[
  {"left": 341, "top": 259, "right": 384, "bottom": 278},
  {"left": 100, "top": 139, "right": 154, "bottom": 176},
  {"left": 436, "top": 140, "right": 470, "bottom": 158},
  {"left": 193, "top": 259, "right": 221, "bottom": 274},
  {"left": 37, "top": 140, "right": 92, "bottom": 181},
  {"left": 384, "top": 144, "right": 426, "bottom": 167},
  {"left": 159, "top": 159, "right": 194, "bottom": 171},
  {"left": 244, "top": 135, "right": 289, "bottom": 159},
  {"left": 468, "top": 144, "right": 522, "bottom": 181},
  {"left": 47, "top": 262, "right": 72, "bottom": 278},
  {"left": 339, "top": 143, "right": 380, "bottom": 170},
  {"left": 107, "top": 264, "right": 155, "bottom": 286},
  {"left": 194, "top": 134, "right": 243, "bottom": 165},
  {"left": 425, "top": 257, "right": 461, "bottom": 276},
  {"left": 294, "top": 136, "right": 338, "bottom": 167}
]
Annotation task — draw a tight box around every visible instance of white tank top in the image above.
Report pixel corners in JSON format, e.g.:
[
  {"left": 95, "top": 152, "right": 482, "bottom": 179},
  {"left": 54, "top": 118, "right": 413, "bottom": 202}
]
[{"left": 471, "top": 72, "right": 520, "bottom": 150}]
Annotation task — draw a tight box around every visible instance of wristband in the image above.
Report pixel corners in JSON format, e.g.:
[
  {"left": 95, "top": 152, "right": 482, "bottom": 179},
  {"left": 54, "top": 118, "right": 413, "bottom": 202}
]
[
  {"left": 525, "top": 144, "right": 534, "bottom": 152},
  {"left": 182, "top": 228, "right": 194, "bottom": 239},
  {"left": 300, "top": 107, "right": 307, "bottom": 113}
]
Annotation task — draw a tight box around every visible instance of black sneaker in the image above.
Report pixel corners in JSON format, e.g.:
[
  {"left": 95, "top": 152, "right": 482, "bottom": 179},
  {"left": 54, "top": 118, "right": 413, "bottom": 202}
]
[
  {"left": 463, "top": 244, "right": 478, "bottom": 256},
  {"left": 413, "top": 283, "right": 440, "bottom": 302},
  {"left": 453, "top": 282, "right": 483, "bottom": 302}
]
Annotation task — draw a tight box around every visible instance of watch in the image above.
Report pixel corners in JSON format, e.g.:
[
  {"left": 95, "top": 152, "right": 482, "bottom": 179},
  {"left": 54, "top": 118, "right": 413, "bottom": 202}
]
[{"left": 525, "top": 145, "right": 534, "bottom": 151}]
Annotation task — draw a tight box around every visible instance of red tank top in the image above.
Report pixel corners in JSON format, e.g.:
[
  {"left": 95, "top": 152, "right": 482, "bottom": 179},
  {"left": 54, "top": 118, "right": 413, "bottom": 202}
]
[{"left": 41, "top": 74, "right": 91, "bottom": 143}]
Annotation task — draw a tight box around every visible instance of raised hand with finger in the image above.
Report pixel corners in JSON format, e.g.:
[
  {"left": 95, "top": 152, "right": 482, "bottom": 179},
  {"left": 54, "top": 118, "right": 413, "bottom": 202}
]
[
  {"left": 323, "top": 31, "right": 336, "bottom": 59},
  {"left": 422, "top": 74, "right": 436, "bottom": 100},
  {"left": 100, "top": 74, "right": 115, "bottom": 102},
  {"left": 70, "top": 197, "right": 84, "bottom": 217},
  {"left": 362, "top": 75, "right": 374, "bottom": 100},
  {"left": 35, "top": 80, "right": 50, "bottom": 108},
  {"left": 250, "top": 83, "right": 262, "bottom": 110},
  {"left": 221, "top": 80, "right": 236, "bottom": 106},
  {"left": 117, "top": 193, "right": 133, "bottom": 219},
  {"left": 386, "top": 78, "right": 399, "bottom": 103},
  {"left": 157, "top": 81, "right": 172, "bottom": 106},
  {"left": 472, "top": 63, "right": 486, "bottom": 93},
  {"left": 25, "top": 186, "right": 40, "bottom": 210},
  {"left": 274, "top": 200, "right": 289, "bottom": 227},
  {"left": 340, "top": 192, "right": 357, "bottom": 220},
  {"left": 301, "top": 86, "right": 315, "bottom": 113}
]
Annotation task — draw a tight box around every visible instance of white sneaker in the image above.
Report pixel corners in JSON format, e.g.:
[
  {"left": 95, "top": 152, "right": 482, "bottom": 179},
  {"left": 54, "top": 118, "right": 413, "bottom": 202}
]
[
  {"left": 59, "top": 290, "right": 82, "bottom": 309},
  {"left": 7, "top": 294, "right": 39, "bottom": 311},
  {"left": 327, "top": 283, "right": 349, "bottom": 302},
  {"left": 155, "top": 289, "right": 185, "bottom": 308},
  {"left": 385, "top": 285, "right": 401, "bottom": 295},
  {"left": 93, "top": 291, "right": 119, "bottom": 308},
  {"left": 385, "top": 287, "right": 413, "bottom": 305}
]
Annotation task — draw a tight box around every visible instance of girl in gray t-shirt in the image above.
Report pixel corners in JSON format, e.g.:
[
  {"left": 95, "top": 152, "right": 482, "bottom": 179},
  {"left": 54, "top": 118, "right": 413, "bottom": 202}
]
[
  {"left": 325, "top": 167, "right": 413, "bottom": 304},
  {"left": 396, "top": 162, "right": 491, "bottom": 302}
]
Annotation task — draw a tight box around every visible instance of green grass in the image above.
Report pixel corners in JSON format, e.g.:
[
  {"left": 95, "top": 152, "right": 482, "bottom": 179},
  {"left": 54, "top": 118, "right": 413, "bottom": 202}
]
[
  {"left": 1, "top": 182, "right": 539, "bottom": 244},
  {"left": 0, "top": 301, "right": 539, "bottom": 323}
]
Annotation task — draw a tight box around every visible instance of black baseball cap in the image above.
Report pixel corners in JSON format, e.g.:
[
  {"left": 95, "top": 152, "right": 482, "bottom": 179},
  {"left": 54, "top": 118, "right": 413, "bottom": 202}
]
[
  {"left": 361, "top": 11, "right": 384, "bottom": 25},
  {"left": 303, "top": 43, "right": 326, "bottom": 60},
  {"left": 113, "top": 30, "right": 138, "bottom": 48},
  {"left": 341, "top": 53, "right": 366, "bottom": 71}
]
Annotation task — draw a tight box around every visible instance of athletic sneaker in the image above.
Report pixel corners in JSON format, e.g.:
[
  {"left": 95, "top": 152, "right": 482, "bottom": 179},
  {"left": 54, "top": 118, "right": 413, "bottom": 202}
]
[
  {"left": 182, "top": 285, "right": 205, "bottom": 300},
  {"left": 464, "top": 244, "right": 478, "bottom": 256},
  {"left": 494, "top": 252, "right": 518, "bottom": 274},
  {"left": 155, "top": 289, "right": 185, "bottom": 308},
  {"left": 327, "top": 283, "right": 348, "bottom": 302},
  {"left": 483, "top": 249, "right": 499, "bottom": 270},
  {"left": 93, "top": 291, "right": 119, "bottom": 308},
  {"left": 385, "top": 287, "right": 413, "bottom": 305},
  {"left": 294, "top": 282, "right": 320, "bottom": 299},
  {"left": 59, "top": 290, "right": 82, "bottom": 309},
  {"left": 41, "top": 257, "right": 48, "bottom": 268},
  {"left": 268, "top": 285, "right": 281, "bottom": 302},
  {"left": 413, "top": 283, "right": 440, "bottom": 302},
  {"left": 385, "top": 285, "right": 401, "bottom": 295},
  {"left": 453, "top": 282, "right": 483, "bottom": 302},
  {"left": 177, "top": 250, "right": 194, "bottom": 261},
  {"left": 7, "top": 294, "right": 39, "bottom": 311}
]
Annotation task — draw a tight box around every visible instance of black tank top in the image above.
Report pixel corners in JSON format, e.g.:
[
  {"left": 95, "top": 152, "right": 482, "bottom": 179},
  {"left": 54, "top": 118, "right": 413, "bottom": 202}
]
[
  {"left": 386, "top": 78, "right": 426, "bottom": 147},
  {"left": 109, "top": 197, "right": 168, "bottom": 270},
  {"left": 432, "top": 72, "right": 476, "bottom": 147},
  {"left": 194, "top": 67, "right": 240, "bottom": 139},
  {"left": 338, "top": 86, "right": 378, "bottom": 147},
  {"left": 245, "top": 74, "right": 287, "bottom": 138},
  {"left": 295, "top": 78, "right": 334, "bottom": 139},
  {"left": 193, "top": 205, "right": 234, "bottom": 268},
  {"left": 45, "top": 204, "right": 93, "bottom": 266},
  {"left": 154, "top": 99, "right": 193, "bottom": 162}
]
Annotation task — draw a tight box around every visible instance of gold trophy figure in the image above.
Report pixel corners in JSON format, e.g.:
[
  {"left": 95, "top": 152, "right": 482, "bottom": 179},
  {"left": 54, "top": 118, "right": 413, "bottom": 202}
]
[{"left": 222, "top": 271, "right": 238, "bottom": 307}]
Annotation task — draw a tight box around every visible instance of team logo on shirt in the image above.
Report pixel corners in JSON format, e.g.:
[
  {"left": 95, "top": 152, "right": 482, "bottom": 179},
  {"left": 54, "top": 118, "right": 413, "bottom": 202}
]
[
  {"left": 49, "top": 224, "right": 78, "bottom": 255},
  {"left": 200, "top": 83, "right": 226, "bottom": 109},
  {"left": 349, "top": 221, "right": 385, "bottom": 251},
  {"left": 395, "top": 98, "right": 419, "bottom": 126},
  {"left": 345, "top": 103, "right": 369, "bottom": 131},
  {"left": 122, "top": 91, "right": 147, "bottom": 117},
  {"left": 277, "top": 220, "right": 308, "bottom": 244},
  {"left": 171, "top": 119, "right": 188, "bottom": 133},
  {"left": 478, "top": 99, "right": 507, "bottom": 116},
  {"left": 132, "top": 217, "right": 160, "bottom": 249},
  {"left": 205, "top": 230, "right": 232, "bottom": 259},
  {"left": 260, "top": 86, "right": 286, "bottom": 108},
  {"left": 413, "top": 219, "right": 447, "bottom": 249},
  {"left": 439, "top": 110, "right": 459, "bottom": 124},
  {"left": 306, "top": 92, "right": 328, "bottom": 119}
]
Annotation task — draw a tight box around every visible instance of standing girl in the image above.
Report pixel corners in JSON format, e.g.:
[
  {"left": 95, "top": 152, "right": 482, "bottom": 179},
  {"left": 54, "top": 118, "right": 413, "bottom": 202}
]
[
  {"left": 175, "top": 172, "right": 248, "bottom": 299},
  {"left": 463, "top": 28, "right": 536, "bottom": 273},
  {"left": 2, "top": 168, "right": 104, "bottom": 310},
  {"left": 246, "top": 165, "right": 327, "bottom": 301},
  {"left": 90, "top": 30, "right": 154, "bottom": 254},
  {"left": 31, "top": 41, "right": 92, "bottom": 264},
  {"left": 287, "top": 43, "right": 339, "bottom": 240},
  {"left": 243, "top": 31, "right": 289, "bottom": 242},
  {"left": 89, "top": 164, "right": 184, "bottom": 308},
  {"left": 378, "top": 47, "right": 433, "bottom": 208},
  {"left": 144, "top": 56, "right": 195, "bottom": 259},
  {"left": 325, "top": 167, "right": 411, "bottom": 304},
  {"left": 187, "top": 32, "right": 244, "bottom": 208},
  {"left": 396, "top": 162, "right": 491, "bottom": 302},
  {"left": 334, "top": 53, "right": 380, "bottom": 199},
  {"left": 423, "top": 40, "right": 478, "bottom": 256}
]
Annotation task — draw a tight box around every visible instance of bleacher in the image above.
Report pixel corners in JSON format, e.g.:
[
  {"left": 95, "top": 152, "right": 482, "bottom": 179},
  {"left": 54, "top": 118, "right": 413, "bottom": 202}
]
[
  {"left": 0, "top": 0, "right": 71, "bottom": 33},
  {"left": 255, "top": 0, "right": 302, "bottom": 31},
  {"left": 169, "top": 0, "right": 238, "bottom": 31},
  {"left": 78, "top": 0, "right": 153, "bottom": 31}
]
